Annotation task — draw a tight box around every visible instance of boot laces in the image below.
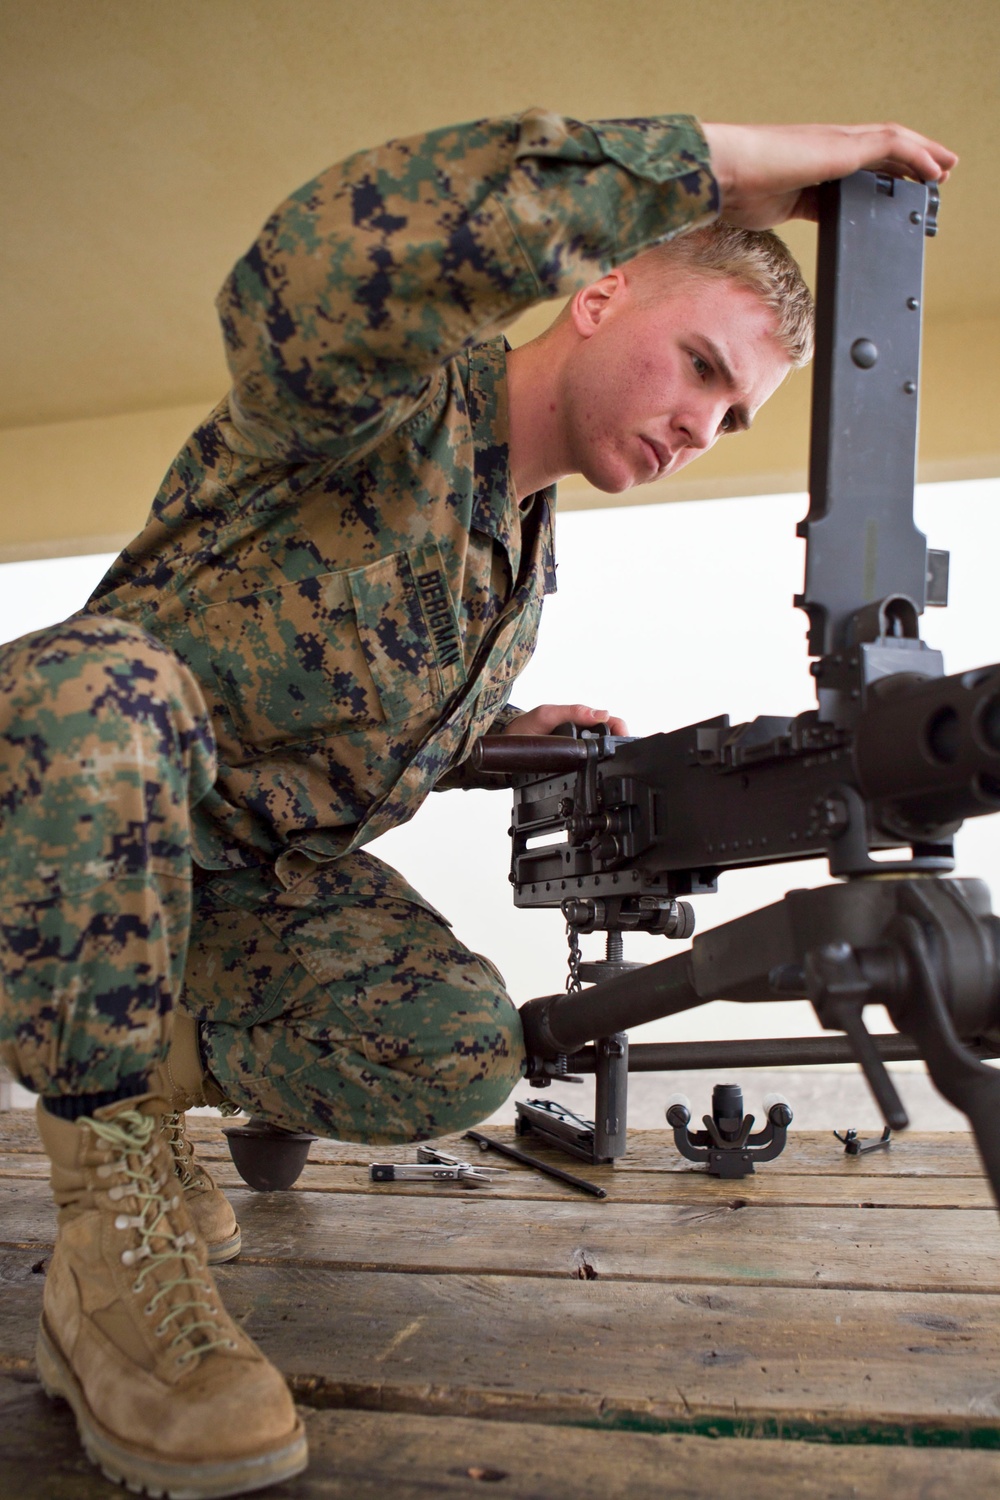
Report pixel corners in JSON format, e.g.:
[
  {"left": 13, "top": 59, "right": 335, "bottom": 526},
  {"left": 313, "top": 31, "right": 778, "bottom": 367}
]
[
  {"left": 89, "top": 1110, "right": 237, "bottom": 1366},
  {"left": 161, "top": 1109, "right": 205, "bottom": 1193}
]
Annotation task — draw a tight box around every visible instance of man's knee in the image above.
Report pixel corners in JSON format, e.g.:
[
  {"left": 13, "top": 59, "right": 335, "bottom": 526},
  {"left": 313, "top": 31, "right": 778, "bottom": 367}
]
[
  {"left": 334, "top": 934, "right": 524, "bottom": 1129},
  {"left": 0, "top": 615, "right": 214, "bottom": 778},
  {"left": 407, "top": 952, "right": 525, "bottom": 1119}
]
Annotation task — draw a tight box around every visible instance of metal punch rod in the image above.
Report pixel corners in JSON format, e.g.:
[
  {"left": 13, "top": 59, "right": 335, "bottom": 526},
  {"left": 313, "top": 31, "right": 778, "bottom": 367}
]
[{"left": 464, "top": 1129, "right": 607, "bottom": 1199}]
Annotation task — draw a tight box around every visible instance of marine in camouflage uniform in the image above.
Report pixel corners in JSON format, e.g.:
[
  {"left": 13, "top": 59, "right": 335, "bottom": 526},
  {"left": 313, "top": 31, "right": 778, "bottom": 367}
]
[{"left": 0, "top": 110, "right": 717, "bottom": 1141}]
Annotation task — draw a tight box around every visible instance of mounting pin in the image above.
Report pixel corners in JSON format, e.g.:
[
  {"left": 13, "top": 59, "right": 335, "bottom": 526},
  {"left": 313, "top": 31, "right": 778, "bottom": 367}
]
[{"left": 851, "top": 338, "right": 878, "bottom": 369}]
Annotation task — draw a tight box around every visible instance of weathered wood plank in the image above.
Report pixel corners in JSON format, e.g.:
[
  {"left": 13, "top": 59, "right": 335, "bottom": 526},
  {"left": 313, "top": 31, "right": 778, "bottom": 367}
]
[
  {"left": 3, "top": 1255, "right": 998, "bottom": 1435},
  {"left": 2, "top": 1149, "right": 993, "bottom": 1208},
  {"left": 0, "top": 1109, "right": 987, "bottom": 1178},
  {"left": 4, "top": 1178, "right": 1000, "bottom": 1293},
  {"left": 2, "top": 1379, "right": 998, "bottom": 1500}
]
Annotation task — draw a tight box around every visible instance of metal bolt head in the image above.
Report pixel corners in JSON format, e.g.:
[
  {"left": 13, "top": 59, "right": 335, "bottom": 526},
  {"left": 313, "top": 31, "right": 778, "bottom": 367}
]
[
  {"left": 820, "top": 795, "right": 849, "bottom": 836},
  {"left": 850, "top": 338, "right": 878, "bottom": 369}
]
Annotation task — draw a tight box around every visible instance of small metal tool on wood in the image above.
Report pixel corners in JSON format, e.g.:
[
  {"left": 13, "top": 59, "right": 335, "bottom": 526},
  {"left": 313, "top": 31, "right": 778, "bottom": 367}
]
[
  {"left": 369, "top": 1145, "right": 509, "bottom": 1188},
  {"left": 834, "top": 1125, "right": 892, "bottom": 1156}
]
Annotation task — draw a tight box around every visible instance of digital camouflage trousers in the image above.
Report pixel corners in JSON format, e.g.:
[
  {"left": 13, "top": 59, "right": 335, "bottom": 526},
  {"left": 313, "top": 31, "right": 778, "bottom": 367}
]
[{"left": 0, "top": 616, "right": 524, "bottom": 1142}]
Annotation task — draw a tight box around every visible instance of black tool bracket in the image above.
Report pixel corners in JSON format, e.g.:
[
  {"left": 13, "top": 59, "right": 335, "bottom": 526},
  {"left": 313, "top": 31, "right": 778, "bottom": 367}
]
[{"left": 666, "top": 1084, "right": 793, "bottom": 1178}]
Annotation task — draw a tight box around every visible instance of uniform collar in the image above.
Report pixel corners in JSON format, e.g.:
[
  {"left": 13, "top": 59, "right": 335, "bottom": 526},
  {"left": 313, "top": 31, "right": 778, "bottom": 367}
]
[
  {"left": 465, "top": 336, "right": 514, "bottom": 541},
  {"left": 466, "top": 337, "right": 555, "bottom": 530},
  {"left": 466, "top": 336, "right": 557, "bottom": 592}
]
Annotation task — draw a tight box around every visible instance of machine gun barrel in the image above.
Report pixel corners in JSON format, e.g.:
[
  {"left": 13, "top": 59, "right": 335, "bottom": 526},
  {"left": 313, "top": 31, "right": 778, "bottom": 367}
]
[{"left": 856, "top": 663, "right": 1000, "bottom": 830}]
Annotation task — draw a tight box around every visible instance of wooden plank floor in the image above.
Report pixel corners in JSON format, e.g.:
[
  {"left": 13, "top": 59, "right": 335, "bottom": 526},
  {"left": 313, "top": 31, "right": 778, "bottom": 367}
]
[{"left": 2, "top": 1109, "right": 999, "bottom": 1497}]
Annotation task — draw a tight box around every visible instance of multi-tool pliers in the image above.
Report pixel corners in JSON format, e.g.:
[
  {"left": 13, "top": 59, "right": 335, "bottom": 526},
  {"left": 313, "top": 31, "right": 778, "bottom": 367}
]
[{"left": 368, "top": 1144, "right": 509, "bottom": 1188}]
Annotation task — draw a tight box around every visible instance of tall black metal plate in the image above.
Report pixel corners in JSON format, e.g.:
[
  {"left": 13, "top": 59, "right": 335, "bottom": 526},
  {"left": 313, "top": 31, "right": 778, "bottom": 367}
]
[{"left": 798, "top": 171, "right": 935, "bottom": 659}]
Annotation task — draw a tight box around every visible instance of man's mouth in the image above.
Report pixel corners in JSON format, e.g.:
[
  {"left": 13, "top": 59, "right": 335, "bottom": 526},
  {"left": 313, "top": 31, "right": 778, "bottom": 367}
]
[{"left": 640, "top": 436, "right": 671, "bottom": 476}]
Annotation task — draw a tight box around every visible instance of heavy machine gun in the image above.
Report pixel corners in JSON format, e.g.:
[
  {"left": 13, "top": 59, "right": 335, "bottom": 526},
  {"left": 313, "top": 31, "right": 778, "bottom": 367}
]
[{"left": 472, "top": 170, "right": 1000, "bottom": 1207}]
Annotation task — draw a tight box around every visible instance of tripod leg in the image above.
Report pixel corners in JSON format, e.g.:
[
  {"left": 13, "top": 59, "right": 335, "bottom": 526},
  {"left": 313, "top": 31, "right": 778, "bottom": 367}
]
[
  {"left": 593, "top": 1033, "right": 628, "bottom": 1162},
  {"left": 892, "top": 911, "right": 1000, "bottom": 1214}
]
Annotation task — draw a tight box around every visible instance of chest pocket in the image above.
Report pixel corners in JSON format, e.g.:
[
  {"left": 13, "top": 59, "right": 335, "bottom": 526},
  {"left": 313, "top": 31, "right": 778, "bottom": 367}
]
[{"left": 199, "top": 549, "right": 463, "bottom": 756}]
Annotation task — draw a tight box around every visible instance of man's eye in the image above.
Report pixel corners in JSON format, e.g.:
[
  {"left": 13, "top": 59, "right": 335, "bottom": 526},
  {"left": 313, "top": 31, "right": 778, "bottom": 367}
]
[
  {"left": 719, "top": 409, "right": 736, "bottom": 435},
  {"left": 691, "top": 353, "right": 709, "bottom": 377}
]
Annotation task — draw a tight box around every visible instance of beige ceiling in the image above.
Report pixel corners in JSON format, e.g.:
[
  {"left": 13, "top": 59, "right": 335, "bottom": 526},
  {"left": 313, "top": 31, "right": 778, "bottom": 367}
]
[{"left": 2, "top": 0, "right": 999, "bottom": 557}]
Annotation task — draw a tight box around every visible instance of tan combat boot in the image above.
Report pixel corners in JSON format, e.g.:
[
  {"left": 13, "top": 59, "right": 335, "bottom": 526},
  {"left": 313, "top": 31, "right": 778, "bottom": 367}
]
[
  {"left": 35, "top": 1096, "right": 307, "bottom": 1498},
  {"left": 152, "top": 1009, "right": 242, "bottom": 1264}
]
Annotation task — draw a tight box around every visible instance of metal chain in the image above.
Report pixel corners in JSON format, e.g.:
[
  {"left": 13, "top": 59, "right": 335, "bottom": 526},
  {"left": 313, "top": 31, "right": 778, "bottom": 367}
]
[{"left": 562, "top": 902, "right": 583, "bottom": 994}]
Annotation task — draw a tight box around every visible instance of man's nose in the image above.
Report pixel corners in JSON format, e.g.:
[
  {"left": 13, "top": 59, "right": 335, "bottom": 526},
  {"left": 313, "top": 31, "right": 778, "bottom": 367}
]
[{"left": 676, "top": 402, "right": 719, "bottom": 452}]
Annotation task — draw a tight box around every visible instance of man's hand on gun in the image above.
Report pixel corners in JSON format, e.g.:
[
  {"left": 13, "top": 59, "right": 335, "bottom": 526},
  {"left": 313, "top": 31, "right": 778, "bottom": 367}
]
[
  {"left": 502, "top": 703, "right": 629, "bottom": 738},
  {"left": 701, "top": 121, "right": 958, "bottom": 229}
]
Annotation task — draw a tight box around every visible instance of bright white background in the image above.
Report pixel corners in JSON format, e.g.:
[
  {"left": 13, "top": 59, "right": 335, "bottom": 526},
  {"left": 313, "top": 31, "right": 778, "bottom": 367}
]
[{"left": 2, "top": 477, "right": 999, "bottom": 1053}]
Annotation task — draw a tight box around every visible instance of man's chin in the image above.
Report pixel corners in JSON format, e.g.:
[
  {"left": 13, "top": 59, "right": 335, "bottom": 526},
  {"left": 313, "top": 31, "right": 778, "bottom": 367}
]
[{"left": 580, "top": 464, "right": 639, "bottom": 496}]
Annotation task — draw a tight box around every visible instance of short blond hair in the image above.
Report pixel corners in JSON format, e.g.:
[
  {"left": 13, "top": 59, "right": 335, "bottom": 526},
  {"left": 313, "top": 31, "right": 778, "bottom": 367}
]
[{"left": 630, "top": 223, "right": 815, "bottom": 368}]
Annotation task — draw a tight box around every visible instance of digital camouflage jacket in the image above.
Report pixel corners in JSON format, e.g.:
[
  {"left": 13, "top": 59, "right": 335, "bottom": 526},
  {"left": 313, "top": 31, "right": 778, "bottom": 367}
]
[{"left": 86, "top": 109, "right": 718, "bottom": 890}]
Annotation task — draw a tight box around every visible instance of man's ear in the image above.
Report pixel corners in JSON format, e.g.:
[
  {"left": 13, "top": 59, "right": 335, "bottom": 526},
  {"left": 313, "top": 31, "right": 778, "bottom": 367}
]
[{"left": 570, "top": 270, "right": 627, "bottom": 339}]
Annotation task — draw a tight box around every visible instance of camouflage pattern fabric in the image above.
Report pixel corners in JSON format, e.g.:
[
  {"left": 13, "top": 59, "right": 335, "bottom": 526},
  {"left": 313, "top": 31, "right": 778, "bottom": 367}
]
[
  {"left": 0, "top": 618, "right": 216, "bottom": 1096},
  {"left": 185, "top": 855, "right": 523, "bottom": 1142}
]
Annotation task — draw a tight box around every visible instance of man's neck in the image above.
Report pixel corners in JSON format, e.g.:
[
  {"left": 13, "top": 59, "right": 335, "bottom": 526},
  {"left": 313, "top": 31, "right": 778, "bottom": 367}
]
[{"left": 505, "top": 334, "right": 573, "bottom": 502}]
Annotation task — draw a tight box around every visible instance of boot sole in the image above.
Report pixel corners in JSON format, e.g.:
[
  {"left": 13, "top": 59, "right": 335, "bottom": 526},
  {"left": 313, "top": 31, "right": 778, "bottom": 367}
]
[
  {"left": 205, "top": 1226, "right": 242, "bottom": 1265},
  {"left": 36, "top": 1314, "right": 308, "bottom": 1499}
]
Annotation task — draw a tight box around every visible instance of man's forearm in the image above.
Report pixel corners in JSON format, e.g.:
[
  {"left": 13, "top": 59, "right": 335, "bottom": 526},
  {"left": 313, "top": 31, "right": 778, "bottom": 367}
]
[{"left": 217, "top": 111, "right": 719, "bottom": 456}]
